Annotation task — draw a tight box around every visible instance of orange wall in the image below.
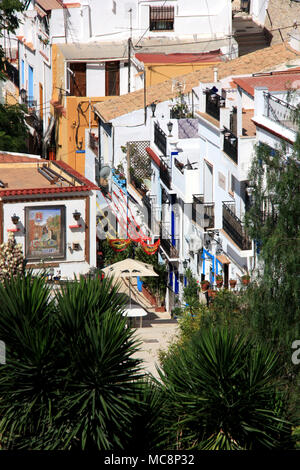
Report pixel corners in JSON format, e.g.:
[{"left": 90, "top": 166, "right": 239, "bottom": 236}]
[
  {"left": 52, "top": 44, "right": 110, "bottom": 175},
  {"left": 145, "top": 62, "right": 219, "bottom": 87}
]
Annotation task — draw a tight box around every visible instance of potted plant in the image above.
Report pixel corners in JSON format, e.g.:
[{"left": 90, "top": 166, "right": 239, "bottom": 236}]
[
  {"left": 208, "top": 289, "right": 217, "bottom": 299},
  {"left": 200, "top": 279, "right": 210, "bottom": 292},
  {"left": 216, "top": 274, "right": 223, "bottom": 288},
  {"left": 229, "top": 279, "right": 237, "bottom": 289},
  {"left": 241, "top": 274, "right": 250, "bottom": 286}
]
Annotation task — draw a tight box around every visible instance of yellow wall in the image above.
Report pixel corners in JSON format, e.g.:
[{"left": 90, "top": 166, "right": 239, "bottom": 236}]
[
  {"left": 144, "top": 61, "right": 220, "bottom": 87},
  {"left": 51, "top": 44, "right": 109, "bottom": 176}
]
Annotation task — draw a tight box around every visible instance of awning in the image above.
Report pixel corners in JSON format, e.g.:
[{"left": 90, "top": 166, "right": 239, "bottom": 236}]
[
  {"left": 216, "top": 254, "right": 231, "bottom": 264},
  {"left": 150, "top": 6, "right": 174, "bottom": 21}
]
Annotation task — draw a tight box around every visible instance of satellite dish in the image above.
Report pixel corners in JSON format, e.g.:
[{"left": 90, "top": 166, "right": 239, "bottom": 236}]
[
  {"left": 99, "top": 166, "right": 111, "bottom": 188},
  {"left": 189, "top": 233, "right": 203, "bottom": 253},
  {"left": 99, "top": 166, "right": 111, "bottom": 179}
]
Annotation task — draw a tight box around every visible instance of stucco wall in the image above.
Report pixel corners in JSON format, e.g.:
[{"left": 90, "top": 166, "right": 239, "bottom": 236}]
[{"left": 260, "top": 0, "right": 300, "bottom": 44}]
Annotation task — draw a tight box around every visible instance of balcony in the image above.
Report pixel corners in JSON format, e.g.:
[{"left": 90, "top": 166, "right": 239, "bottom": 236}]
[
  {"left": 160, "top": 159, "right": 172, "bottom": 189},
  {"left": 223, "top": 128, "right": 238, "bottom": 164},
  {"left": 263, "top": 92, "right": 298, "bottom": 132},
  {"left": 154, "top": 122, "right": 167, "bottom": 156},
  {"left": 160, "top": 222, "right": 180, "bottom": 259},
  {"left": 222, "top": 202, "right": 252, "bottom": 250},
  {"left": 204, "top": 88, "right": 225, "bottom": 121},
  {"left": 89, "top": 131, "right": 99, "bottom": 156},
  {"left": 192, "top": 195, "right": 215, "bottom": 229}
]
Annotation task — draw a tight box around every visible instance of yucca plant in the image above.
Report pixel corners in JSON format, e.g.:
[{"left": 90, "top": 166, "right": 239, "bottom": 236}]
[
  {"left": 158, "top": 327, "right": 292, "bottom": 450},
  {"left": 0, "top": 274, "right": 145, "bottom": 450}
]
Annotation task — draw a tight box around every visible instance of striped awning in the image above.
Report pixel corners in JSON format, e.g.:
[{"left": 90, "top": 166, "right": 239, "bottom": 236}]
[{"left": 150, "top": 6, "right": 174, "bottom": 21}]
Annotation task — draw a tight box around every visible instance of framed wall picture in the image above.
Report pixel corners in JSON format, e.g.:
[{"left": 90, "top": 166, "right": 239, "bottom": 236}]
[{"left": 25, "top": 205, "right": 66, "bottom": 260}]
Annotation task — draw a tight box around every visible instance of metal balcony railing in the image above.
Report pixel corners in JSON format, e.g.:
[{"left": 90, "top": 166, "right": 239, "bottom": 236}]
[
  {"left": 160, "top": 160, "right": 172, "bottom": 189},
  {"left": 222, "top": 202, "right": 252, "bottom": 250},
  {"left": 192, "top": 195, "right": 214, "bottom": 229},
  {"left": 223, "top": 128, "right": 238, "bottom": 164},
  {"left": 205, "top": 89, "right": 224, "bottom": 121},
  {"left": 154, "top": 122, "right": 167, "bottom": 155},
  {"left": 160, "top": 223, "right": 180, "bottom": 259},
  {"left": 263, "top": 92, "right": 298, "bottom": 132}
]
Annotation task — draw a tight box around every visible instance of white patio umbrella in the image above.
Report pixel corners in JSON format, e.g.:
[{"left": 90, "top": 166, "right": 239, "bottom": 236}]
[{"left": 102, "top": 258, "right": 158, "bottom": 311}]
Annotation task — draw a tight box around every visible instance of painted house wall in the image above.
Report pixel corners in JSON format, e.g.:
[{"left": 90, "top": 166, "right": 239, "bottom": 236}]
[
  {"left": 3, "top": 193, "right": 97, "bottom": 279},
  {"left": 58, "top": 0, "right": 231, "bottom": 43}
]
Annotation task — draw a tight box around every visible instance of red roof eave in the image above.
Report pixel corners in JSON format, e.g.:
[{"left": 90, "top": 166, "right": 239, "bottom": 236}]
[{"left": 146, "top": 147, "right": 161, "bottom": 167}]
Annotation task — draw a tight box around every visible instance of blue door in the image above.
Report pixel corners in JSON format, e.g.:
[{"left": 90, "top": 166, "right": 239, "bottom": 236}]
[{"left": 28, "top": 65, "right": 34, "bottom": 106}]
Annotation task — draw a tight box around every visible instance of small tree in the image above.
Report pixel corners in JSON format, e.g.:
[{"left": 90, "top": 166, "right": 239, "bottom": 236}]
[{"left": 0, "top": 232, "right": 25, "bottom": 282}]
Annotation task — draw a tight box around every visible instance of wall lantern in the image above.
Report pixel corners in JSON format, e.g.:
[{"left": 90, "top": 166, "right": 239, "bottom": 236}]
[
  {"left": 219, "top": 97, "right": 225, "bottom": 107},
  {"left": 7, "top": 214, "right": 20, "bottom": 232},
  {"left": 11, "top": 214, "right": 20, "bottom": 225},
  {"left": 19, "top": 88, "right": 27, "bottom": 102},
  {"left": 183, "top": 259, "right": 189, "bottom": 270},
  {"left": 167, "top": 121, "right": 173, "bottom": 137},
  {"left": 69, "top": 210, "right": 82, "bottom": 229},
  {"left": 150, "top": 102, "right": 156, "bottom": 117}
]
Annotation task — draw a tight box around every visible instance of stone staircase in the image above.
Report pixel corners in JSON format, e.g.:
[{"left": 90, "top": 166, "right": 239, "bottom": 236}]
[{"left": 233, "top": 16, "right": 271, "bottom": 56}]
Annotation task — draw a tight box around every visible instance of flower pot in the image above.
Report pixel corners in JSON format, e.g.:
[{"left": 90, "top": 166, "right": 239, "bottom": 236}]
[
  {"left": 229, "top": 279, "right": 237, "bottom": 288},
  {"left": 216, "top": 279, "right": 223, "bottom": 288},
  {"left": 201, "top": 282, "right": 209, "bottom": 292},
  {"left": 242, "top": 278, "right": 250, "bottom": 286},
  {"left": 208, "top": 289, "right": 217, "bottom": 298}
]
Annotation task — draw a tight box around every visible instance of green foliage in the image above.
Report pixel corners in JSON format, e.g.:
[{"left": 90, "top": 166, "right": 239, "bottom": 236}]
[
  {"left": 158, "top": 327, "right": 293, "bottom": 450},
  {"left": 244, "top": 139, "right": 300, "bottom": 368},
  {"left": 0, "top": 1, "right": 27, "bottom": 81},
  {"left": 182, "top": 269, "right": 201, "bottom": 314},
  {"left": 0, "top": 273, "right": 145, "bottom": 450},
  {"left": 0, "top": 103, "right": 28, "bottom": 152}
]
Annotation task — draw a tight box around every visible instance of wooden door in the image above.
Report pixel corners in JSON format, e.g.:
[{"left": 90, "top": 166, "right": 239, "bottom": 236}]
[
  {"left": 69, "top": 62, "right": 86, "bottom": 97},
  {"left": 105, "top": 61, "right": 120, "bottom": 96}
]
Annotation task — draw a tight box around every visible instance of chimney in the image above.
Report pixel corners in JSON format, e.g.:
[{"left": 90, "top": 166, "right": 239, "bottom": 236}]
[
  {"left": 214, "top": 67, "right": 218, "bottom": 82},
  {"left": 289, "top": 26, "right": 300, "bottom": 52}
]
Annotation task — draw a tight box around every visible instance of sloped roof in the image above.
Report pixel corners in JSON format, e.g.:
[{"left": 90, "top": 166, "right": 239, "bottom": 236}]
[
  {"left": 135, "top": 50, "right": 222, "bottom": 64},
  {"left": 94, "top": 42, "right": 300, "bottom": 123},
  {"left": 233, "top": 69, "right": 300, "bottom": 96},
  {"left": 36, "top": 0, "right": 63, "bottom": 11},
  {"left": 0, "top": 157, "right": 98, "bottom": 197}
]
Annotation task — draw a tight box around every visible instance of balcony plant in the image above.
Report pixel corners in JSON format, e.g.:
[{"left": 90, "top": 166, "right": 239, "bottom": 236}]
[
  {"left": 200, "top": 279, "right": 209, "bottom": 292},
  {"left": 215, "top": 274, "right": 223, "bottom": 288},
  {"left": 229, "top": 279, "right": 237, "bottom": 289},
  {"left": 241, "top": 274, "right": 250, "bottom": 286}
]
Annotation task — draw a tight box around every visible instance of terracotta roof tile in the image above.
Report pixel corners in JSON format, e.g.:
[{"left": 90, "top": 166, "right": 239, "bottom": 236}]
[
  {"left": 94, "top": 42, "right": 300, "bottom": 123},
  {"left": 233, "top": 70, "right": 300, "bottom": 96},
  {"left": 0, "top": 153, "right": 41, "bottom": 163}
]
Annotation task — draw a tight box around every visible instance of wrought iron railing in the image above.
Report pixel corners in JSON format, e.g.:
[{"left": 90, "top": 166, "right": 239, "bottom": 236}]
[
  {"left": 205, "top": 90, "right": 224, "bottom": 121},
  {"left": 223, "top": 128, "right": 238, "bottom": 164},
  {"left": 192, "top": 195, "right": 214, "bottom": 229},
  {"left": 263, "top": 92, "right": 298, "bottom": 132},
  {"left": 222, "top": 202, "right": 252, "bottom": 250},
  {"left": 160, "top": 160, "right": 172, "bottom": 189},
  {"left": 154, "top": 122, "right": 167, "bottom": 155},
  {"left": 160, "top": 222, "right": 180, "bottom": 259}
]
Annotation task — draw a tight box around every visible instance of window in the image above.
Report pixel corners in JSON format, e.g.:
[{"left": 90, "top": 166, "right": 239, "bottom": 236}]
[
  {"left": 105, "top": 61, "right": 120, "bottom": 96},
  {"left": 149, "top": 6, "right": 174, "bottom": 31},
  {"left": 69, "top": 62, "right": 86, "bottom": 97}
]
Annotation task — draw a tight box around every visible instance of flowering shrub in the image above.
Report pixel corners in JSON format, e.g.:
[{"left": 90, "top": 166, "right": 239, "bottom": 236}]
[{"left": 0, "top": 233, "right": 24, "bottom": 283}]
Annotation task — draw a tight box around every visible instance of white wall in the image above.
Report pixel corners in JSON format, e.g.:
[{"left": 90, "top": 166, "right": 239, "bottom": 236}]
[
  {"left": 3, "top": 195, "right": 96, "bottom": 279},
  {"left": 251, "top": 0, "right": 269, "bottom": 26}
]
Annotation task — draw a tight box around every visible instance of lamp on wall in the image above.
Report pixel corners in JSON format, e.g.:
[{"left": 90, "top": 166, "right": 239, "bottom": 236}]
[
  {"left": 167, "top": 121, "right": 173, "bottom": 137},
  {"left": 69, "top": 210, "right": 82, "bottom": 228},
  {"left": 150, "top": 102, "right": 156, "bottom": 117},
  {"left": 11, "top": 214, "right": 20, "bottom": 225},
  {"left": 183, "top": 259, "right": 189, "bottom": 270},
  {"left": 19, "top": 88, "right": 27, "bottom": 103}
]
